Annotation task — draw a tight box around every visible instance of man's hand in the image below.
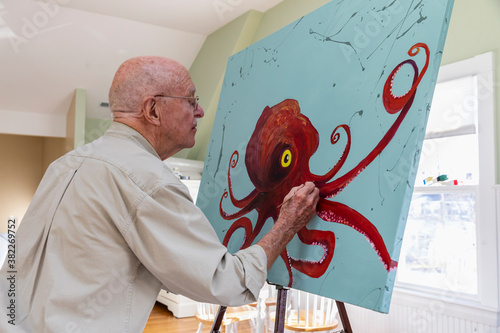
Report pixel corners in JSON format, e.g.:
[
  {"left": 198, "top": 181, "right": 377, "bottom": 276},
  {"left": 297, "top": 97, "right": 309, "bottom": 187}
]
[
  {"left": 277, "top": 182, "right": 320, "bottom": 234},
  {"left": 256, "top": 182, "right": 320, "bottom": 270}
]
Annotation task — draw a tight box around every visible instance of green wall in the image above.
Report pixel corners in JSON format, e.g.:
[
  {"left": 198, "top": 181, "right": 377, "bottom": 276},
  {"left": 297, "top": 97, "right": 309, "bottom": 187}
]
[
  {"left": 73, "top": 89, "right": 87, "bottom": 148},
  {"left": 85, "top": 117, "right": 111, "bottom": 144}
]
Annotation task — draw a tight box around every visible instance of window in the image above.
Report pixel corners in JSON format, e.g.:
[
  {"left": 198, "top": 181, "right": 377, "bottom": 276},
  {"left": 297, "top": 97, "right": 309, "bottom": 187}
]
[{"left": 396, "top": 53, "right": 497, "bottom": 308}]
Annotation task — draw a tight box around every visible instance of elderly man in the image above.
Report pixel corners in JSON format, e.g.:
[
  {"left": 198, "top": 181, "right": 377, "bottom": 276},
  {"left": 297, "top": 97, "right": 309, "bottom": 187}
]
[{"left": 0, "top": 56, "right": 319, "bottom": 332}]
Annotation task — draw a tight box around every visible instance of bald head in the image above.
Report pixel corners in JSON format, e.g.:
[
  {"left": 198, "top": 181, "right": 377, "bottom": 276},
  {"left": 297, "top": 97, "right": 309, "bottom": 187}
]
[
  {"left": 107, "top": 56, "right": 203, "bottom": 159},
  {"left": 108, "top": 56, "right": 188, "bottom": 114}
]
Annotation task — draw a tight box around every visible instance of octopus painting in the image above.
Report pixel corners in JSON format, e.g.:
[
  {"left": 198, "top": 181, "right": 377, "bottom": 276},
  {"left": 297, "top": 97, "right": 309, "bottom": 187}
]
[{"left": 219, "top": 43, "right": 429, "bottom": 287}]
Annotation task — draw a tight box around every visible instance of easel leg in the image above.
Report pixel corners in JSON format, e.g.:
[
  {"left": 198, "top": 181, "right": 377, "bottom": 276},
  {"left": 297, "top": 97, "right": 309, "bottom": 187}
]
[
  {"left": 274, "top": 286, "right": 288, "bottom": 333},
  {"left": 210, "top": 305, "right": 227, "bottom": 333},
  {"left": 335, "top": 301, "right": 353, "bottom": 333}
]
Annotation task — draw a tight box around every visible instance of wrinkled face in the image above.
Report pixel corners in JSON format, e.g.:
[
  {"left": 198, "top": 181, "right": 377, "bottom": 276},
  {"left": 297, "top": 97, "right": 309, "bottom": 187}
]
[
  {"left": 156, "top": 70, "right": 204, "bottom": 156},
  {"left": 245, "top": 99, "right": 319, "bottom": 191}
]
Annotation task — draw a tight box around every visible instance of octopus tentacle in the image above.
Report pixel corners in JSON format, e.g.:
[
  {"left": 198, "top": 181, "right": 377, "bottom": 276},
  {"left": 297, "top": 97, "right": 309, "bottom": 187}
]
[
  {"left": 222, "top": 217, "right": 253, "bottom": 249},
  {"left": 310, "top": 124, "right": 351, "bottom": 184},
  {"left": 316, "top": 198, "right": 397, "bottom": 271},
  {"left": 319, "top": 95, "right": 414, "bottom": 198},
  {"left": 220, "top": 150, "right": 262, "bottom": 220},
  {"left": 222, "top": 210, "right": 271, "bottom": 250},
  {"left": 247, "top": 212, "right": 274, "bottom": 246},
  {"left": 289, "top": 227, "right": 336, "bottom": 278},
  {"left": 281, "top": 249, "right": 294, "bottom": 287},
  {"left": 219, "top": 190, "right": 261, "bottom": 220},
  {"left": 384, "top": 43, "right": 430, "bottom": 114},
  {"left": 226, "top": 151, "right": 260, "bottom": 208},
  {"left": 319, "top": 44, "right": 428, "bottom": 198}
]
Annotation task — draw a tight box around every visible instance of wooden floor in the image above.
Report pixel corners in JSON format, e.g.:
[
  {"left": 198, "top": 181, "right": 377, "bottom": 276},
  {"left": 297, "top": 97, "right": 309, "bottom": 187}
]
[{"left": 143, "top": 302, "right": 253, "bottom": 333}]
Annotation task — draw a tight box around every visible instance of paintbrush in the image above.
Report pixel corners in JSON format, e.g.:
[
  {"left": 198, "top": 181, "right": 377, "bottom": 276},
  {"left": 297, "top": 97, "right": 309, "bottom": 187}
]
[{"left": 277, "top": 194, "right": 294, "bottom": 208}]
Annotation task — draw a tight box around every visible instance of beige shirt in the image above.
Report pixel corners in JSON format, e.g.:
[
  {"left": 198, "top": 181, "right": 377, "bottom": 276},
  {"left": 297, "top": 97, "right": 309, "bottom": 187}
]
[{"left": 0, "top": 122, "right": 267, "bottom": 333}]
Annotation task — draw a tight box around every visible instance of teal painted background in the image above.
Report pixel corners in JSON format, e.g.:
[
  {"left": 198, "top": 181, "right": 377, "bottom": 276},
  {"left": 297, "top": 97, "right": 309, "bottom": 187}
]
[{"left": 197, "top": 0, "right": 454, "bottom": 313}]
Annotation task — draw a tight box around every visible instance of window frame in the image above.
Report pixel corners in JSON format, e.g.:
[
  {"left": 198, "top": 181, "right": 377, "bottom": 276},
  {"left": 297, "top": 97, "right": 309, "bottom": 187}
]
[{"left": 394, "top": 52, "right": 498, "bottom": 313}]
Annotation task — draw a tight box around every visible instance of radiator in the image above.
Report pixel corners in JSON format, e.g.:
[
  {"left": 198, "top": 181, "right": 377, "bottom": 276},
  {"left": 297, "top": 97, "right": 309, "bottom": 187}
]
[{"left": 342, "top": 293, "right": 500, "bottom": 333}]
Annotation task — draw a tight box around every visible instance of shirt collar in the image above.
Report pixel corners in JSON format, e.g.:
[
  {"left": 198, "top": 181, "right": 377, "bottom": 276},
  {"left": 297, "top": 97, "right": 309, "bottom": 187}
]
[{"left": 105, "top": 122, "right": 162, "bottom": 160}]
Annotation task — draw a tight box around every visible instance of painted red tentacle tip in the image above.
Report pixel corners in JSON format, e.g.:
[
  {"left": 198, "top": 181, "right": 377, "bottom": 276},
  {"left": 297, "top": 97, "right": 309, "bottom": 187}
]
[{"left": 387, "top": 260, "right": 398, "bottom": 272}]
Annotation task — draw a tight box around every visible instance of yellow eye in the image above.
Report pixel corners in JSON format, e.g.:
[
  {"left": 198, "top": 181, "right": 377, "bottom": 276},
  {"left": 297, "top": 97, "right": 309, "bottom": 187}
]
[{"left": 281, "top": 149, "right": 292, "bottom": 168}]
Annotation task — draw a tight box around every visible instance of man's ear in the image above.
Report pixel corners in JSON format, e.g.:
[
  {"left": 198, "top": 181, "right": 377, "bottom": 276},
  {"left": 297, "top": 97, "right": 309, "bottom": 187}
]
[{"left": 142, "top": 97, "right": 161, "bottom": 126}]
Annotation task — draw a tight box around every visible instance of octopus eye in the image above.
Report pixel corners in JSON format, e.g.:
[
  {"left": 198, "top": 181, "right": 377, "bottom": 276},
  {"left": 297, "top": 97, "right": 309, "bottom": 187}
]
[{"left": 281, "top": 149, "right": 292, "bottom": 168}]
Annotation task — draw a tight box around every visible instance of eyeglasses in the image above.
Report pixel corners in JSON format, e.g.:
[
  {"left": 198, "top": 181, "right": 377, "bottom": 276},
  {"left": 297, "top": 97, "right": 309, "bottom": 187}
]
[{"left": 154, "top": 95, "right": 199, "bottom": 110}]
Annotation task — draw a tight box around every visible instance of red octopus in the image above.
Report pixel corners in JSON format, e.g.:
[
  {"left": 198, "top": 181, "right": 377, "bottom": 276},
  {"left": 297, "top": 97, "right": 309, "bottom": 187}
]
[{"left": 219, "top": 43, "right": 429, "bottom": 286}]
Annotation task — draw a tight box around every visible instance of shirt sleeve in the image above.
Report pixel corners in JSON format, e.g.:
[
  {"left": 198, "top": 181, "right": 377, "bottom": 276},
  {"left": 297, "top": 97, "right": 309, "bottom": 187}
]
[{"left": 122, "top": 182, "right": 267, "bottom": 306}]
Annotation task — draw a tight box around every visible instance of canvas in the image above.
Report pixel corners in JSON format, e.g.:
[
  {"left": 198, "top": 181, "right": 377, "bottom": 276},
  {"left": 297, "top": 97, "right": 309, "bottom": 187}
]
[{"left": 197, "top": 0, "right": 454, "bottom": 313}]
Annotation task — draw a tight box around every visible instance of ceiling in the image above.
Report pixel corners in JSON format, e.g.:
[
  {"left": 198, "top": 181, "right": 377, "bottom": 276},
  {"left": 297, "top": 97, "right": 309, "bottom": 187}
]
[
  {"left": 0, "top": 0, "right": 284, "bottom": 137},
  {"left": 52, "top": 0, "right": 285, "bottom": 36}
]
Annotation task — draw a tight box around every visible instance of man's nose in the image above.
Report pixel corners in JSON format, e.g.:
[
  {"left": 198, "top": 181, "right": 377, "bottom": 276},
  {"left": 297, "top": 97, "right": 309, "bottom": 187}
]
[{"left": 195, "top": 105, "right": 204, "bottom": 118}]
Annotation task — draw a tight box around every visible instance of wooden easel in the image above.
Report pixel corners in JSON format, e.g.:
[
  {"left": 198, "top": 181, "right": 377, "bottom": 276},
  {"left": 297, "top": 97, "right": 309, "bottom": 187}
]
[{"left": 210, "top": 285, "right": 353, "bottom": 333}]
